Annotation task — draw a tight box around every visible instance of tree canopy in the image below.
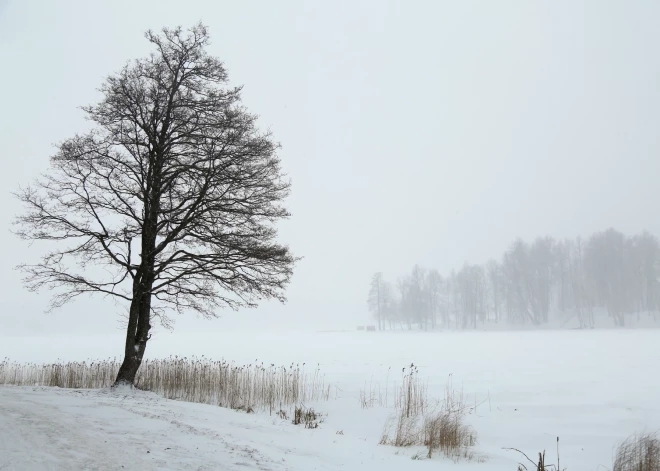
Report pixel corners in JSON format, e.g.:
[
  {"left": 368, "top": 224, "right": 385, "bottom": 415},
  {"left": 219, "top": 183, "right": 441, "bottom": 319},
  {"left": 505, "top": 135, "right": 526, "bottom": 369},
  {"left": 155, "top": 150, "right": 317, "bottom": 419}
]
[{"left": 15, "top": 24, "right": 296, "bottom": 384}]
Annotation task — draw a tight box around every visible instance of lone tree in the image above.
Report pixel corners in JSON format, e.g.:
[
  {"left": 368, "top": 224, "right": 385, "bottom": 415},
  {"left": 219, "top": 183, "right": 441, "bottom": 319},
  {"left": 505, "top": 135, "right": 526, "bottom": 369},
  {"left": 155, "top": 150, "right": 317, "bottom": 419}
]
[{"left": 14, "top": 24, "right": 295, "bottom": 386}]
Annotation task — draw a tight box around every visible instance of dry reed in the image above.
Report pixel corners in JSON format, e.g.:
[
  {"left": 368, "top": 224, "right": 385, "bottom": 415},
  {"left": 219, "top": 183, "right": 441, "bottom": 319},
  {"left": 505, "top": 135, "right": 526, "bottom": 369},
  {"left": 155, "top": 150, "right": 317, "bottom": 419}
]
[
  {"left": 379, "top": 369, "right": 478, "bottom": 462},
  {"left": 613, "top": 432, "right": 660, "bottom": 471},
  {"left": 0, "top": 357, "right": 330, "bottom": 414}
]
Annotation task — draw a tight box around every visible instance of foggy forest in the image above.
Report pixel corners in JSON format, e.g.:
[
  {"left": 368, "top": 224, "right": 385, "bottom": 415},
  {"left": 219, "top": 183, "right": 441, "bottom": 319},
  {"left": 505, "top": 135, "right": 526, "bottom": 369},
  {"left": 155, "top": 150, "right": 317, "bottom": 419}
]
[{"left": 369, "top": 229, "right": 660, "bottom": 330}]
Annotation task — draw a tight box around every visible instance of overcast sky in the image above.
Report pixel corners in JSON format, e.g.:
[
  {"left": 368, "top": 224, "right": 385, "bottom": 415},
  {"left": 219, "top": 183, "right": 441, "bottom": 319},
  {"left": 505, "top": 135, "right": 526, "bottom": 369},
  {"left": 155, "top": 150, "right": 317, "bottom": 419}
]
[{"left": 1, "top": 0, "right": 659, "bottom": 336}]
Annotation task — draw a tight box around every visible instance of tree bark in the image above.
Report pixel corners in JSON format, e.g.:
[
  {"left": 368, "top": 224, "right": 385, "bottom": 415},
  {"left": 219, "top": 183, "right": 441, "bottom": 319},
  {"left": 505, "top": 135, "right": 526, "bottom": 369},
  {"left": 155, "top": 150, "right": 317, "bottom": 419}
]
[
  {"left": 115, "top": 173, "right": 159, "bottom": 386},
  {"left": 114, "top": 278, "right": 153, "bottom": 386}
]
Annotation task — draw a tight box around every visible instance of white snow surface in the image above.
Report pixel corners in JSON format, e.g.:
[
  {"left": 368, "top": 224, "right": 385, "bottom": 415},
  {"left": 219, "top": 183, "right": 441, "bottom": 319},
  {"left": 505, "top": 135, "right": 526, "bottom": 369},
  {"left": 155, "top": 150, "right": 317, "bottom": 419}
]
[
  {"left": 0, "top": 385, "right": 419, "bottom": 471},
  {"left": 1, "top": 329, "right": 659, "bottom": 470}
]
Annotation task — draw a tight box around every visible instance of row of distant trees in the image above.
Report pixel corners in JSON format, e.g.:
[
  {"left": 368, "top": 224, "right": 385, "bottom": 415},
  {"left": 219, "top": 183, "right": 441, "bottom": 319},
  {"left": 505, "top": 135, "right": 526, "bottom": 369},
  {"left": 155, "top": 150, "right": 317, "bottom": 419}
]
[{"left": 368, "top": 229, "right": 660, "bottom": 330}]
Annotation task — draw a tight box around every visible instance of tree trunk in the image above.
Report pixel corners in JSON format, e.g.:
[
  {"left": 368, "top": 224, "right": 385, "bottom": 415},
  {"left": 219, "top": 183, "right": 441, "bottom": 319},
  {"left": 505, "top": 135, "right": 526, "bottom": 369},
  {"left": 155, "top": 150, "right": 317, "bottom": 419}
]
[
  {"left": 114, "top": 149, "right": 161, "bottom": 387},
  {"left": 114, "top": 280, "right": 153, "bottom": 386},
  {"left": 115, "top": 286, "right": 140, "bottom": 385},
  {"left": 114, "top": 193, "right": 158, "bottom": 386},
  {"left": 114, "top": 277, "right": 153, "bottom": 386}
]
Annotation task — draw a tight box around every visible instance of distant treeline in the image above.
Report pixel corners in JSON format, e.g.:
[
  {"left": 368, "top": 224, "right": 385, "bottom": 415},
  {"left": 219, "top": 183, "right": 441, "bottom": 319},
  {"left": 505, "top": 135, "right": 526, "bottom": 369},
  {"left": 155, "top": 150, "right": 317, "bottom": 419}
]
[{"left": 368, "top": 228, "right": 660, "bottom": 330}]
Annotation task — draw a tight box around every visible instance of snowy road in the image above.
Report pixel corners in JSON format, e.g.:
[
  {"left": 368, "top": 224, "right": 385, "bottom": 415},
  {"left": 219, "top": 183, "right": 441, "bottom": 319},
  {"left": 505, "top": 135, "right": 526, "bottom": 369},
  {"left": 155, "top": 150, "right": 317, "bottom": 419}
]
[{"left": 0, "top": 386, "right": 440, "bottom": 471}]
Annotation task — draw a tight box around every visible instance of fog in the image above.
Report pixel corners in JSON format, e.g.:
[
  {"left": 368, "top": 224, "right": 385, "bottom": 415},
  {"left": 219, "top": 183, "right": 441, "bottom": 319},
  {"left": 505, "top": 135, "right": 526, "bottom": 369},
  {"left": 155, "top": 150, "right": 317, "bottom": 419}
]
[{"left": 2, "top": 0, "right": 660, "bottom": 336}]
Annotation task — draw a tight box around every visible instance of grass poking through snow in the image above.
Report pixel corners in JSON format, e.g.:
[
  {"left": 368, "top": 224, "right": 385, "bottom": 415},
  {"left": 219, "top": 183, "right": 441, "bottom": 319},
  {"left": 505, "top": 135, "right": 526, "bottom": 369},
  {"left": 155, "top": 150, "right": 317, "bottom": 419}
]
[
  {"left": 0, "top": 357, "right": 330, "bottom": 414},
  {"left": 379, "top": 367, "right": 480, "bottom": 462},
  {"left": 613, "top": 432, "right": 660, "bottom": 471}
]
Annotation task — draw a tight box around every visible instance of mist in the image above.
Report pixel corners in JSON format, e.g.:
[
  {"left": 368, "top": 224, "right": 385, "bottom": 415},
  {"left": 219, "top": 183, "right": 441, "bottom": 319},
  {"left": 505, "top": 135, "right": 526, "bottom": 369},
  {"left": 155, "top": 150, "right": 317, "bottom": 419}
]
[
  {"left": 2, "top": 1, "right": 659, "bottom": 337},
  {"left": 2, "top": 2, "right": 660, "bottom": 469}
]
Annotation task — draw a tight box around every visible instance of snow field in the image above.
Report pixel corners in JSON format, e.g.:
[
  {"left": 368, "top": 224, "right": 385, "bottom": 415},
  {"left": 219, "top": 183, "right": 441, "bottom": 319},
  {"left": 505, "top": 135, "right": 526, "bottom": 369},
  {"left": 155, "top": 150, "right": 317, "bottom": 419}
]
[{"left": 1, "top": 328, "right": 658, "bottom": 469}]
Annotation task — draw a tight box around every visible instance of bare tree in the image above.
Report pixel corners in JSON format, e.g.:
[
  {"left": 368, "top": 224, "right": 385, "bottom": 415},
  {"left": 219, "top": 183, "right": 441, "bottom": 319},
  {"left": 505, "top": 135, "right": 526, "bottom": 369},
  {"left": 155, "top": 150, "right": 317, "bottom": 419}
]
[
  {"left": 396, "top": 276, "right": 413, "bottom": 330},
  {"left": 486, "top": 260, "right": 502, "bottom": 323},
  {"left": 372, "top": 229, "right": 660, "bottom": 330},
  {"left": 14, "top": 24, "right": 296, "bottom": 385},
  {"left": 368, "top": 272, "right": 388, "bottom": 330},
  {"left": 426, "top": 269, "right": 443, "bottom": 329},
  {"left": 585, "top": 229, "right": 627, "bottom": 326}
]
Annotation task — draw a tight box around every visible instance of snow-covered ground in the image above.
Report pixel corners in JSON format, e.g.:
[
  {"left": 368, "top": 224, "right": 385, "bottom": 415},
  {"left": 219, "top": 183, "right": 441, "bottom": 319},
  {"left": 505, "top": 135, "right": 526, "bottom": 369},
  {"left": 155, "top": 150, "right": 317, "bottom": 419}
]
[
  {"left": 2, "top": 328, "right": 659, "bottom": 470},
  {"left": 0, "top": 385, "right": 427, "bottom": 470}
]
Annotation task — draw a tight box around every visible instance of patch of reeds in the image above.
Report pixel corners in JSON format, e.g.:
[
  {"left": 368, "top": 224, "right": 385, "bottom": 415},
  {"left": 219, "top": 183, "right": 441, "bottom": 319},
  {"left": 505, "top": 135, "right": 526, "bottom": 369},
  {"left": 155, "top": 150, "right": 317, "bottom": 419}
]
[
  {"left": 379, "top": 368, "right": 479, "bottom": 462},
  {"left": 613, "top": 432, "right": 660, "bottom": 471},
  {"left": 0, "top": 356, "right": 330, "bottom": 414}
]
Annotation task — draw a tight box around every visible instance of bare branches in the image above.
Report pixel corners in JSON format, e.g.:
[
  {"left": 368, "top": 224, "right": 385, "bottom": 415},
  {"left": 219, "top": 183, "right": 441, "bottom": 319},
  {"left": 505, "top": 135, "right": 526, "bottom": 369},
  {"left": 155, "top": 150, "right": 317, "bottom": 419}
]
[{"left": 14, "top": 23, "right": 296, "bottom": 324}]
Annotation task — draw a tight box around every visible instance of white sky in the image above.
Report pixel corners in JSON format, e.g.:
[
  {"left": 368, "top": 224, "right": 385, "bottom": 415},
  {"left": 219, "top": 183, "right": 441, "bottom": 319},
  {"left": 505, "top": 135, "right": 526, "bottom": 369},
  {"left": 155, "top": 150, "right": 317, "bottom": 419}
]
[{"left": 1, "top": 0, "right": 659, "bottom": 335}]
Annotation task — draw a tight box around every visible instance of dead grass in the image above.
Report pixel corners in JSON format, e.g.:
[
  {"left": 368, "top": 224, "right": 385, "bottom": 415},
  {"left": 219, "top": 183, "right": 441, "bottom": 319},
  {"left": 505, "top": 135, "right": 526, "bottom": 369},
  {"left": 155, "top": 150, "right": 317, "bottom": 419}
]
[
  {"left": 423, "top": 409, "right": 477, "bottom": 459},
  {"left": 613, "top": 432, "right": 660, "bottom": 471},
  {"left": 394, "top": 364, "right": 428, "bottom": 417},
  {"left": 360, "top": 379, "right": 383, "bottom": 409},
  {"left": 507, "top": 449, "right": 554, "bottom": 471},
  {"left": 504, "top": 437, "right": 565, "bottom": 471},
  {"left": 292, "top": 406, "right": 324, "bottom": 429},
  {"left": 361, "top": 364, "right": 426, "bottom": 412},
  {"left": 360, "top": 367, "right": 392, "bottom": 409},
  {"left": 380, "top": 412, "right": 421, "bottom": 447},
  {"left": 0, "top": 357, "right": 330, "bottom": 414},
  {"left": 379, "top": 371, "right": 479, "bottom": 462}
]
